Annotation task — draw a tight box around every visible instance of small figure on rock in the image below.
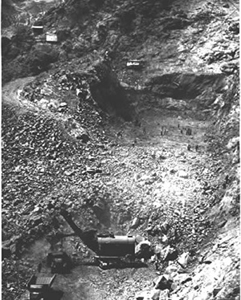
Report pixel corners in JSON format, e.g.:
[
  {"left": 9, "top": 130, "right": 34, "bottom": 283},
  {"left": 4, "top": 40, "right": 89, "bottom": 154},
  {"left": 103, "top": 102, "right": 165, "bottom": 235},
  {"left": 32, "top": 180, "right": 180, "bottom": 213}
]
[
  {"left": 186, "top": 128, "right": 192, "bottom": 136},
  {"left": 225, "top": 174, "right": 230, "bottom": 183},
  {"left": 116, "top": 131, "right": 123, "bottom": 138},
  {"left": 223, "top": 174, "right": 231, "bottom": 189},
  {"left": 195, "top": 145, "right": 198, "bottom": 151},
  {"left": 154, "top": 253, "right": 161, "bottom": 271},
  {"left": 37, "top": 262, "right": 42, "bottom": 273},
  {"left": 134, "top": 118, "right": 141, "bottom": 127},
  {"left": 104, "top": 50, "right": 113, "bottom": 64},
  {"left": 131, "top": 138, "right": 137, "bottom": 147},
  {"left": 104, "top": 50, "right": 109, "bottom": 60},
  {"left": 187, "top": 144, "right": 191, "bottom": 151}
]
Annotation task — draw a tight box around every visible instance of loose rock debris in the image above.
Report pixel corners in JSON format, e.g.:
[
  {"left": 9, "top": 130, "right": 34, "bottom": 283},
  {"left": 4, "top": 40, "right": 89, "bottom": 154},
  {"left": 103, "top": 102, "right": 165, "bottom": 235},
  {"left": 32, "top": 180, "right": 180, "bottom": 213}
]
[{"left": 2, "top": 0, "right": 240, "bottom": 300}]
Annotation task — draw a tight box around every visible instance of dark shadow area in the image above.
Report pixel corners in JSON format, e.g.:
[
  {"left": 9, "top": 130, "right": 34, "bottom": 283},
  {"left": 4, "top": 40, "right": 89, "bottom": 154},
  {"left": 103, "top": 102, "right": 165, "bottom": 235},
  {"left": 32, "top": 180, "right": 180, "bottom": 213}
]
[
  {"left": 45, "top": 289, "right": 64, "bottom": 300},
  {"left": 92, "top": 202, "right": 111, "bottom": 228},
  {"left": 89, "top": 61, "right": 133, "bottom": 121}
]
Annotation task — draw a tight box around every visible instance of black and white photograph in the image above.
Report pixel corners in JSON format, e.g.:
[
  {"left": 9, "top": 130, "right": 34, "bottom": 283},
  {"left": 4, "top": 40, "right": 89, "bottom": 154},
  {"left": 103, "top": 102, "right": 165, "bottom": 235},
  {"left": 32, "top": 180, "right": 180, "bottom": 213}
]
[{"left": 1, "top": 0, "right": 240, "bottom": 299}]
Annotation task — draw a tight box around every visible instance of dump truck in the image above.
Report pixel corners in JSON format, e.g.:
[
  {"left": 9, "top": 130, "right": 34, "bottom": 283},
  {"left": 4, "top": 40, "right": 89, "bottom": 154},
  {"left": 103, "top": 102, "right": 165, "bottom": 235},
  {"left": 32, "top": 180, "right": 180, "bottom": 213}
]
[
  {"left": 47, "top": 251, "right": 70, "bottom": 273},
  {"left": 27, "top": 274, "right": 56, "bottom": 300}
]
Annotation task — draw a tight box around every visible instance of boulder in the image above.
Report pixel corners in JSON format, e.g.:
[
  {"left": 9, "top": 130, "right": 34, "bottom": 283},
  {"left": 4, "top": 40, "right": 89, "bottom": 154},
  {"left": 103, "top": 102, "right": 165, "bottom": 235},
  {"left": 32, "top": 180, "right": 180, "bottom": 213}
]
[
  {"left": 130, "top": 216, "right": 140, "bottom": 229},
  {"left": 153, "top": 275, "right": 173, "bottom": 290},
  {"left": 135, "top": 240, "right": 153, "bottom": 259},
  {"left": 74, "top": 128, "right": 90, "bottom": 143},
  {"left": 177, "top": 252, "right": 190, "bottom": 268},
  {"left": 150, "top": 289, "right": 160, "bottom": 300},
  {"left": 161, "top": 235, "right": 169, "bottom": 244},
  {"left": 165, "top": 264, "right": 179, "bottom": 275},
  {"left": 178, "top": 170, "right": 188, "bottom": 179},
  {"left": 229, "top": 22, "right": 239, "bottom": 34},
  {"left": 135, "top": 290, "right": 149, "bottom": 300},
  {"left": 159, "top": 289, "right": 169, "bottom": 300},
  {"left": 226, "top": 137, "right": 239, "bottom": 150},
  {"left": 38, "top": 98, "right": 49, "bottom": 109},
  {"left": 135, "top": 235, "right": 145, "bottom": 244},
  {"left": 220, "top": 62, "right": 238, "bottom": 75},
  {"left": 163, "top": 245, "right": 178, "bottom": 262},
  {"left": 154, "top": 244, "right": 163, "bottom": 255}
]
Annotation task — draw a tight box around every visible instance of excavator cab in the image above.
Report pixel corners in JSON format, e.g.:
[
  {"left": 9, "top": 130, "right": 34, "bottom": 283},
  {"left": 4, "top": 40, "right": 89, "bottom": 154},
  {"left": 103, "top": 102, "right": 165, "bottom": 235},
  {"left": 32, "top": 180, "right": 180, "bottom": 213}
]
[{"left": 47, "top": 252, "right": 70, "bottom": 274}]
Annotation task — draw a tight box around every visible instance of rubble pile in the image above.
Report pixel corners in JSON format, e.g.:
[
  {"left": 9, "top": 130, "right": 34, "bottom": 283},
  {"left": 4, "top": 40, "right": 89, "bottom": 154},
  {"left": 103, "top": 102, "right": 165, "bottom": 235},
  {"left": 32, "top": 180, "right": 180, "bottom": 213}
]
[
  {"left": 1, "top": 0, "right": 239, "bottom": 299},
  {"left": 2, "top": 68, "right": 114, "bottom": 256},
  {"left": 2, "top": 73, "right": 118, "bottom": 299}
]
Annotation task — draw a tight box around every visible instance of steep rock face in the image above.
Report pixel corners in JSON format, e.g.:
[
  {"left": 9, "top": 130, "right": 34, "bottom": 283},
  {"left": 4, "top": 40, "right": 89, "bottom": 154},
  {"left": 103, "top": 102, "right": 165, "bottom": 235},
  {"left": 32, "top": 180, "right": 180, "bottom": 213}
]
[
  {"left": 89, "top": 61, "right": 133, "bottom": 121},
  {"left": 2, "top": 0, "right": 17, "bottom": 27},
  {"left": 145, "top": 73, "right": 226, "bottom": 100},
  {"left": 207, "top": 73, "right": 239, "bottom": 222},
  {"left": 1, "top": 0, "right": 239, "bottom": 300}
]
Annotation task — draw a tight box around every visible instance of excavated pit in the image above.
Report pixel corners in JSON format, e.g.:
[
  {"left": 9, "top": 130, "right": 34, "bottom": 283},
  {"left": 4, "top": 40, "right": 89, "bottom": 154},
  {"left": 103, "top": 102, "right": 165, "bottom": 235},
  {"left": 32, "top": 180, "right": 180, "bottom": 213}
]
[
  {"left": 16, "top": 72, "right": 232, "bottom": 300},
  {"left": 2, "top": 0, "right": 239, "bottom": 298}
]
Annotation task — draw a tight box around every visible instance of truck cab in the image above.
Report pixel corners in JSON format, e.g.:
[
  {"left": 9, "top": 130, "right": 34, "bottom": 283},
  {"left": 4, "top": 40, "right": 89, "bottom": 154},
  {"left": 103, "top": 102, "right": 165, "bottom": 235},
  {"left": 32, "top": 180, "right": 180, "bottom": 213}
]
[{"left": 47, "top": 252, "right": 70, "bottom": 273}]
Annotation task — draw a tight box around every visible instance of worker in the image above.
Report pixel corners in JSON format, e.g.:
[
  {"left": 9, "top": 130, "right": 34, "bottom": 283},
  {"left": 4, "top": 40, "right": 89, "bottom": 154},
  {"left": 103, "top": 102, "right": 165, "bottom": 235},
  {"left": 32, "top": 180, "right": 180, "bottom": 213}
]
[
  {"left": 154, "top": 253, "right": 161, "bottom": 270},
  {"left": 116, "top": 131, "right": 123, "bottom": 138},
  {"left": 134, "top": 118, "right": 141, "bottom": 127},
  {"left": 132, "top": 138, "right": 137, "bottom": 147},
  {"left": 186, "top": 128, "right": 192, "bottom": 136},
  {"left": 104, "top": 50, "right": 109, "bottom": 60},
  {"left": 37, "top": 263, "right": 42, "bottom": 273}
]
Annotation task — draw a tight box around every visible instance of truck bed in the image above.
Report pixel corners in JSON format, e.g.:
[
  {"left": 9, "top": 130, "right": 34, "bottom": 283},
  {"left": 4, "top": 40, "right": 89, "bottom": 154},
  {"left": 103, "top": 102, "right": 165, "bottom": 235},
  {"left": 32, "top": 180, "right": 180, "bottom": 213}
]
[
  {"left": 35, "top": 276, "right": 54, "bottom": 285},
  {"left": 28, "top": 274, "right": 56, "bottom": 288}
]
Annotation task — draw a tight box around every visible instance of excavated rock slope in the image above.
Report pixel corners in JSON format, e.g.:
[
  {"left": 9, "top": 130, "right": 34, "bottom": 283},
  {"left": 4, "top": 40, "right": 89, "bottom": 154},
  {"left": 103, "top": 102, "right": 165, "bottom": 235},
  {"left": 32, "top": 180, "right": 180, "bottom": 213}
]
[{"left": 2, "top": 0, "right": 239, "bottom": 300}]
